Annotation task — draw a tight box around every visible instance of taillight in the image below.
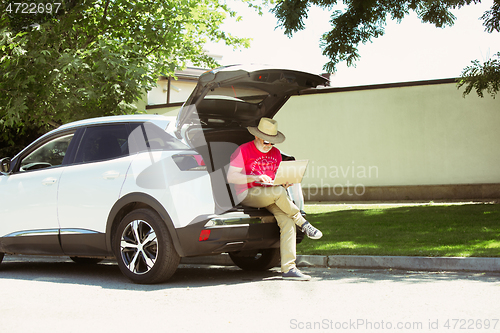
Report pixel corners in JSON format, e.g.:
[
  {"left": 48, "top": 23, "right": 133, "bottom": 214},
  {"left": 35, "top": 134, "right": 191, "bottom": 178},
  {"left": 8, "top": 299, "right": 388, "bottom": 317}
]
[
  {"left": 194, "top": 155, "right": 205, "bottom": 166},
  {"left": 199, "top": 229, "right": 211, "bottom": 241}
]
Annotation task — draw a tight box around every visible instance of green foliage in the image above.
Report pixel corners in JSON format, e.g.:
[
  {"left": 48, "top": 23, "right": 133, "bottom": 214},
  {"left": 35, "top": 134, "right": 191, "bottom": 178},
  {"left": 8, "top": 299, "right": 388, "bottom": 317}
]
[
  {"left": 270, "top": 0, "right": 499, "bottom": 97},
  {"left": 458, "top": 52, "right": 500, "bottom": 98},
  {"left": 0, "top": 0, "right": 249, "bottom": 148},
  {"left": 481, "top": 0, "right": 500, "bottom": 33},
  {"left": 0, "top": 123, "right": 43, "bottom": 157}
]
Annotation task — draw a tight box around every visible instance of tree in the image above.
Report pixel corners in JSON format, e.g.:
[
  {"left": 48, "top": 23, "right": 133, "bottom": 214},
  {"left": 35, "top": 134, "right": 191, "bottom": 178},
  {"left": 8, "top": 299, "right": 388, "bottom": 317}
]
[
  {"left": 269, "top": 0, "right": 500, "bottom": 97},
  {"left": 0, "top": 0, "right": 249, "bottom": 147},
  {"left": 458, "top": 52, "right": 500, "bottom": 98}
]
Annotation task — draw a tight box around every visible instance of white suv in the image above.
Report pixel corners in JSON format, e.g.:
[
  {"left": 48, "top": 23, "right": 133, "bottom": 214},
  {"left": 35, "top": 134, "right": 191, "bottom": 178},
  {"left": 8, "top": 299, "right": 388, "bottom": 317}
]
[{"left": 0, "top": 65, "right": 328, "bottom": 283}]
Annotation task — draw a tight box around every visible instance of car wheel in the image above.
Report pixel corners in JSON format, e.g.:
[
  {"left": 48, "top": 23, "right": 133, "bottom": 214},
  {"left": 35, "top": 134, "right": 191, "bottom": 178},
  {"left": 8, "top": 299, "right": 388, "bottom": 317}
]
[
  {"left": 70, "top": 257, "right": 103, "bottom": 264},
  {"left": 113, "top": 208, "right": 180, "bottom": 284},
  {"left": 229, "top": 248, "right": 280, "bottom": 271}
]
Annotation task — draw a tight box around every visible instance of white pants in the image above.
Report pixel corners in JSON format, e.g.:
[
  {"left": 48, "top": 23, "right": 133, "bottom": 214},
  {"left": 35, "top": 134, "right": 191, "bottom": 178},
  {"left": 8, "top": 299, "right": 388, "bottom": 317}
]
[{"left": 239, "top": 186, "right": 306, "bottom": 273}]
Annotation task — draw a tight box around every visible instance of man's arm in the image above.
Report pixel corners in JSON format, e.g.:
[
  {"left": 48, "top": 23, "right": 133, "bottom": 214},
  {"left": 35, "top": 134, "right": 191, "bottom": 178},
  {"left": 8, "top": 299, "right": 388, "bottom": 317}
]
[{"left": 227, "top": 165, "right": 273, "bottom": 184}]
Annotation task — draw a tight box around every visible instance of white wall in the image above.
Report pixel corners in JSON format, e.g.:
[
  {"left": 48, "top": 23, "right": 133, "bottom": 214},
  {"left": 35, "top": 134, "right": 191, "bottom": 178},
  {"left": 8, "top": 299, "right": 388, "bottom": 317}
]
[
  {"left": 143, "top": 78, "right": 500, "bottom": 199},
  {"left": 274, "top": 82, "right": 500, "bottom": 191}
]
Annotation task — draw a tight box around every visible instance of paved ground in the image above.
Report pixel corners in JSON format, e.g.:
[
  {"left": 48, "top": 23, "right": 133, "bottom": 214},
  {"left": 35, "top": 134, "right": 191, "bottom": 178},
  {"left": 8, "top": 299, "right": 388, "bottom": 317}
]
[{"left": 1, "top": 255, "right": 499, "bottom": 333}]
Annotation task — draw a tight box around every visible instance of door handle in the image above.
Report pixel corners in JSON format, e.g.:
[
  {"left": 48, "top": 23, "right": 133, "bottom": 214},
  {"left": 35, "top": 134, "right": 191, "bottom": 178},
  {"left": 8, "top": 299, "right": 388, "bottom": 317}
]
[
  {"left": 42, "top": 177, "right": 57, "bottom": 186},
  {"left": 102, "top": 171, "right": 120, "bottom": 179}
]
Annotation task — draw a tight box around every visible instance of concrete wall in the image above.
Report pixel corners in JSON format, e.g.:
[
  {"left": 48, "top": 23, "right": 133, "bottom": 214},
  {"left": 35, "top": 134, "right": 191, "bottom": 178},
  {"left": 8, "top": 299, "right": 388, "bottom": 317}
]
[{"left": 274, "top": 81, "right": 500, "bottom": 201}]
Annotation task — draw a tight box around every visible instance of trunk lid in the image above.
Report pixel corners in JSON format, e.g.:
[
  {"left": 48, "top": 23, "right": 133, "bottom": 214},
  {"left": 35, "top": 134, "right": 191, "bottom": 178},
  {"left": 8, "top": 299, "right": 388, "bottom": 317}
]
[{"left": 175, "top": 65, "right": 328, "bottom": 133}]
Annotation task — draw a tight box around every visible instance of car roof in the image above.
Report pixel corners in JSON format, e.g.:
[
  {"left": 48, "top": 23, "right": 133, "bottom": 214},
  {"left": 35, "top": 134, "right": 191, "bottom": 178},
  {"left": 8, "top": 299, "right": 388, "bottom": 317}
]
[
  {"left": 57, "top": 114, "right": 173, "bottom": 131},
  {"left": 12, "top": 114, "right": 174, "bottom": 159}
]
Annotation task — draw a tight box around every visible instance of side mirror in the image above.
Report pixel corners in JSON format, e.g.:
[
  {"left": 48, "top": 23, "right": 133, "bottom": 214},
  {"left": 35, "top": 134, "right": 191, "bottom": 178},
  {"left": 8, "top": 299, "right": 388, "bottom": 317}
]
[{"left": 0, "top": 157, "right": 12, "bottom": 175}]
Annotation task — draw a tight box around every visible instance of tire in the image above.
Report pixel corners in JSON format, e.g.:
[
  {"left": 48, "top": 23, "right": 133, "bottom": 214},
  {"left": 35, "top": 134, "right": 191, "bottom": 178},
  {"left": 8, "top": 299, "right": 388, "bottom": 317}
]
[
  {"left": 229, "top": 248, "right": 280, "bottom": 271},
  {"left": 70, "top": 257, "right": 103, "bottom": 264},
  {"left": 113, "top": 208, "right": 180, "bottom": 284}
]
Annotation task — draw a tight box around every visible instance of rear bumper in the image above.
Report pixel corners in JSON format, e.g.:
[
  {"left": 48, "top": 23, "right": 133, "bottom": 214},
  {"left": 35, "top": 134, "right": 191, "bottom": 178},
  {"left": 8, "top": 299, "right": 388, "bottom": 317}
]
[
  {"left": 175, "top": 211, "right": 280, "bottom": 257},
  {"left": 175, "top": 208, "right": 305, "bottom": 257}
]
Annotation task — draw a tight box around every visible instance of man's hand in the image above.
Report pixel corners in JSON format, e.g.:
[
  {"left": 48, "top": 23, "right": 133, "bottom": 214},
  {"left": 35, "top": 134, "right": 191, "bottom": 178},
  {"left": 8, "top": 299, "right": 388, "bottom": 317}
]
[
  {"left": 228, "top": 166, "right": 275, "bottom": 185},
  {"left": 256, "top": 174, "right": 273, "bottom": 184}
]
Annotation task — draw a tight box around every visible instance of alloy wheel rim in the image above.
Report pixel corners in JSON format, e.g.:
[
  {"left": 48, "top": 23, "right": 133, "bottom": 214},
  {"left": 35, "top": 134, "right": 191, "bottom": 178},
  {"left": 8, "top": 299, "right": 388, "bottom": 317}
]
[{"left": 120, "top": 219, "right": 158, "bottom": 275}]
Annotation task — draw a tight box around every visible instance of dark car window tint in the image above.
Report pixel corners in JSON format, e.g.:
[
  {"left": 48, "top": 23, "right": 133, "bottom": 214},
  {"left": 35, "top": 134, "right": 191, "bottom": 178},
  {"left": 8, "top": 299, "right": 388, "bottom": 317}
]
[
  {"left": 75, "top": 124, "right": 129, "bottom": 163},
  {"left": 205, "top": 85, "right": 268, "bottom": 103},
  {"left": 129, "top": 122, "right": 189, "bottom": 154},
  {"left": 20, "top": 134, "right": 74, "bottom": 172}
]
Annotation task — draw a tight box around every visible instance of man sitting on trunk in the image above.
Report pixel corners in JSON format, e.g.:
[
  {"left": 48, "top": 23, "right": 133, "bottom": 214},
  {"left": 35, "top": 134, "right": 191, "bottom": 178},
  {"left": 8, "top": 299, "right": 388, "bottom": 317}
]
[{"left": 227, "top": 117, "right": 323, "bottom": 281}]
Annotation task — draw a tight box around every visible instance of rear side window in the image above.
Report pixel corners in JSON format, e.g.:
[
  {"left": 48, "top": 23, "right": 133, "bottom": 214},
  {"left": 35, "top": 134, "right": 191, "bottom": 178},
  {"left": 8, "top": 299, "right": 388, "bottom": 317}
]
[
  {"left": 75, "top": 124, "right": 129, "bottom": 163},
  {"left": 128, "top": 122, "right": 189, "bottom": 153}
]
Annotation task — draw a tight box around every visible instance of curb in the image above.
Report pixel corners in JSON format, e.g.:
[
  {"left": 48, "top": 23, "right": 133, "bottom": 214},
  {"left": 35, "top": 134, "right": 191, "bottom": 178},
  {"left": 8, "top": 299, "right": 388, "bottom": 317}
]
[
  {"left": 326, "top": 255, "right": 500, "bottom": 272},
  {"left": 181, "top": 254, "right": 500, "bottom": 272}
]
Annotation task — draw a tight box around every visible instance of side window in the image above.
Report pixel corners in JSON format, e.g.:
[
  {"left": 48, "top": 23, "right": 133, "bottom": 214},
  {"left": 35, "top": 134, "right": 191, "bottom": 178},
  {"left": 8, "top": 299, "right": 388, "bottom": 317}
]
[
  {"left": 20, "top": 134, "right": 74, "bottom": 172},
  {"left": 129, "top": 122, "right": 190, "bottom": 154},
  {"left": 75, "top": 124, "right": 129, "bottom": 163}
]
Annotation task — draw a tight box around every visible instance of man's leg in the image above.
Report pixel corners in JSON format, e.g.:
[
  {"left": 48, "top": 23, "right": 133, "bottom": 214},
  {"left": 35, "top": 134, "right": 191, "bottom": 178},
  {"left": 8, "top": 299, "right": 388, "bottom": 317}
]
[
  {"left": 241, "top": 186, "right": 306, "bottom": 226},
  {"left": 240, "top": 186, "right": 321, "bottom": 280},
  {"left": 267, "top": 203, "right": 311, "bottom": 280},
  {"left": 242, "top": 186, "right": 322, "bottom": 239},
  {"left": 265, "top": 203, "right": 296, "bottom": 273}
]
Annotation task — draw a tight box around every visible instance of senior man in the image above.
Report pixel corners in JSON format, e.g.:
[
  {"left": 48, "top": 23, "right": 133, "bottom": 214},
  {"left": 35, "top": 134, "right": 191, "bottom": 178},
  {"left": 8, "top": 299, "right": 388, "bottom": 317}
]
[{"left": 227, "top": 117, "right": 322, "bottom": 280}]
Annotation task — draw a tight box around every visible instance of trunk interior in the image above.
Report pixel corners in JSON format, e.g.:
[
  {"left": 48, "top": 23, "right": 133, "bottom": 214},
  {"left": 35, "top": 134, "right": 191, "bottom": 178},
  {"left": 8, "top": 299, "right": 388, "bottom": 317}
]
[{"left": 187, "top": 126, "right": 259, "bottom": 214}]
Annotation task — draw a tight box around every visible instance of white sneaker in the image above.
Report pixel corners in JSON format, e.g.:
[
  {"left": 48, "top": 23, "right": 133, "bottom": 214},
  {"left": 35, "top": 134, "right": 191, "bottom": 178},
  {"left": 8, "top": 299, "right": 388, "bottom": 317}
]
[
  {"left": 301, "top": 221, "right": 323, "bottom": 239},
  {"left": 282, "top": 267, "right": 311, "bottom": 281}
]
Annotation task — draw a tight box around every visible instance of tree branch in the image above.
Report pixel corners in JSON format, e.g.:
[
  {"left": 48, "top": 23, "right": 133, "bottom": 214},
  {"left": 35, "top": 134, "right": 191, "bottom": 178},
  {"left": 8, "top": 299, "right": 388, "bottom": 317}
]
[{"left": 100, "top": 0, "right": 111, "bottom": 27}]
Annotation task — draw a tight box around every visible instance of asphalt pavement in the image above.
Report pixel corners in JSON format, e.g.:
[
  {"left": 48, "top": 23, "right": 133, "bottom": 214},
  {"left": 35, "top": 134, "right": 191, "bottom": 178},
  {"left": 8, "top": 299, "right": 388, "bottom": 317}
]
[{"left": 1, "top": 255, "right": 499, "bottom": 333}]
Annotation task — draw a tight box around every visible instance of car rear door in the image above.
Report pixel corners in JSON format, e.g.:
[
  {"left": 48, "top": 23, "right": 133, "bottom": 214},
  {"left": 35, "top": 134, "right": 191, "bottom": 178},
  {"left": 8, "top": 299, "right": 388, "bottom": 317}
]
[{"left": 57, "top": 123, "right": 134, "bottom": 256}]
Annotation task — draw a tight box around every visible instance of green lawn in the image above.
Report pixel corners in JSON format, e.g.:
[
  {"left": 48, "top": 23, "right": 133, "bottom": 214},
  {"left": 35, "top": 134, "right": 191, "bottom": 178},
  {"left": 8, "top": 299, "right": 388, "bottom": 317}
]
[{"left": 298, "top": 202, "right": 500, "bottom": 257}]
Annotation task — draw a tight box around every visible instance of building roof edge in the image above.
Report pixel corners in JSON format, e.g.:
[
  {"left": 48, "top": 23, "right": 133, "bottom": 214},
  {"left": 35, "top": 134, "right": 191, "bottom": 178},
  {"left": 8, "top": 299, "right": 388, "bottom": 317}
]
[{"left": 298, "top": 78, "right": 458, "bottom": 96}]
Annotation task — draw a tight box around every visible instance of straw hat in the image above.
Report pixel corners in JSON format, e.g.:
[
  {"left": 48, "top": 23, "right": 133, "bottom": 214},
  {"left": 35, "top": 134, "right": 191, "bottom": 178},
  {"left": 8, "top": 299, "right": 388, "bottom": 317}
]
[{"left": 247, "top": 117, "right": 286, "bottom": 144}]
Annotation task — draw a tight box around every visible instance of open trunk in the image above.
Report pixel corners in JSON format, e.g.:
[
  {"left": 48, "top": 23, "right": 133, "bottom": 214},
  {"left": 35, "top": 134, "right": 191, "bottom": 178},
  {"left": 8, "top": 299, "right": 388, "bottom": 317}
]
[
  {"left": 185, "top": 125, "right": 305, "bottom": 246},
  {"left": 187, "top": 126, "right": 302, "bottom": 207},
  {"left": 174, "top": 66, "right": 325, "bottom": 250},
  {"left": 187, "top": 126, "right": 260, "bottom": 211}
]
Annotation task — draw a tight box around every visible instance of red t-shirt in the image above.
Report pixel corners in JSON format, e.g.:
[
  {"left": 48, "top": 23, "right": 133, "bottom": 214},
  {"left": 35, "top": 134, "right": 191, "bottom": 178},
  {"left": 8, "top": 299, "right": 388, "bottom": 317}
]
[{"left": 230, "top": 141, "right": 282, "bottom": 194}]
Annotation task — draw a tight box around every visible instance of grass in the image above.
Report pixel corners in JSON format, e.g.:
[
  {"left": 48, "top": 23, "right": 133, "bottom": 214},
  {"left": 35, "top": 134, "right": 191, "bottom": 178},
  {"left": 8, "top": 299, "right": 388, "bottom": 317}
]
[{"left": 297, "top": 202, "right": 500, "bottom": 257}]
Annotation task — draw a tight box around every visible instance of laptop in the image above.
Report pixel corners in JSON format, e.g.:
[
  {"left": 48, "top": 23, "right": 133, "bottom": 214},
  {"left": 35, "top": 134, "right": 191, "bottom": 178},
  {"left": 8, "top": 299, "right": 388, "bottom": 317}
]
[{"left": 256, "top": 160, "right": 309, "bottom": 186}]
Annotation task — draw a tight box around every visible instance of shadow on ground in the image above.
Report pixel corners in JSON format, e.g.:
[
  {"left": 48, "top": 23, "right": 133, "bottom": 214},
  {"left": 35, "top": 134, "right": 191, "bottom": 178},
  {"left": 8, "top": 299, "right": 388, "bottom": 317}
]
[{"left": 1, "top": 255, "right": 499, "bottom": 291}]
